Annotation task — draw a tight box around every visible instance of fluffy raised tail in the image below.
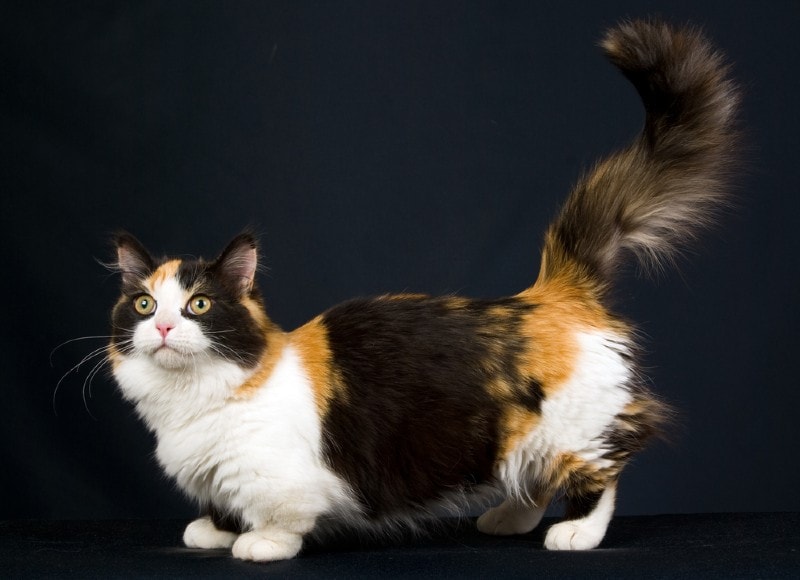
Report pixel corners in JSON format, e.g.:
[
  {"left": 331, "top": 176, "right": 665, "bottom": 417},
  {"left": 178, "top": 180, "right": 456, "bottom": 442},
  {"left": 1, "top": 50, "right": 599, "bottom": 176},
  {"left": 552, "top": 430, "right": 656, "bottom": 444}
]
[{"left": 537, "top": 19, "right": 740, "bottom": 296}]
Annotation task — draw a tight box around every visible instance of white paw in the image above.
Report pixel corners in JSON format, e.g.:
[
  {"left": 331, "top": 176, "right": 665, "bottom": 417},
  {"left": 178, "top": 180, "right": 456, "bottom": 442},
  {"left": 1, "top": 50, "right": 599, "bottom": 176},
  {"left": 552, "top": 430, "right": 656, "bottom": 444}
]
[
  {"left": 232, "top": 529, "right": 303, "bottom": 562},
  {"left": 183, "top": 517, "right": 237, "bottom": 550},
  {"left": 476, "top": 501, "right": 546, "bottom": 536},
  {"left": 544, "top": 520, "right": 605, "bottom": 550}
]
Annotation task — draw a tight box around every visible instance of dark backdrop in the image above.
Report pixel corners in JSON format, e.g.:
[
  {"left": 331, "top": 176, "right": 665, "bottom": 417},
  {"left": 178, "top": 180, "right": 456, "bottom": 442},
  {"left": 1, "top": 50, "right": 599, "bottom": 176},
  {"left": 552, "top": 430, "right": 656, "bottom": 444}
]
[{"left": 2, "top": 1, "right": 798, "bottom": 521}]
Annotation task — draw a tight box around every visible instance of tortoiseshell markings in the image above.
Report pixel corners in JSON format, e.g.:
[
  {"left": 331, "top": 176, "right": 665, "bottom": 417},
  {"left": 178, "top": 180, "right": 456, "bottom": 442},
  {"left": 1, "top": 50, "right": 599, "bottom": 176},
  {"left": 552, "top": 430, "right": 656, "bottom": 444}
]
[
  {"left": 233, "top": 331, "right": 287, "bottom": 399},
  {"left": 288, "top": 317, "right": 348, "bottom": 415},
  {"left": 145, "top": 259, "right": 183, "bottom": 292}
]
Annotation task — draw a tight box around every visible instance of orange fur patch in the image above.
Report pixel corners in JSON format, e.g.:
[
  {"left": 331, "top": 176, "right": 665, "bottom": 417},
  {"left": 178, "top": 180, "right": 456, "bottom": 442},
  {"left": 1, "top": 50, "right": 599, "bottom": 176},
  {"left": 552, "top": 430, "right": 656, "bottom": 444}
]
[
  {"left": 515, "top": 270, "right": 625, "bottom": 396},
  {"left": 498, "top": 406, "right": 541, "bottom": 458},
  {"left": 241, "top": 296, "right": 273, "bottom": 333},
  {"left": 536, "top": 452, "right": 613, "bottom": 496},
  {"left": 233, "top": 330, "right": 287, "bottom": 399},
  {"left": 289, "top": 316, "right": 343, "bottom": 415},
  {"left": 107, "top": 343, "right": 123, "bottom": 371},
  {"left": 146, "top": 259, "right": 182, "bottom": 290},
  {"left": 383, "top": 292, "right": 430, "bottom": 301}
]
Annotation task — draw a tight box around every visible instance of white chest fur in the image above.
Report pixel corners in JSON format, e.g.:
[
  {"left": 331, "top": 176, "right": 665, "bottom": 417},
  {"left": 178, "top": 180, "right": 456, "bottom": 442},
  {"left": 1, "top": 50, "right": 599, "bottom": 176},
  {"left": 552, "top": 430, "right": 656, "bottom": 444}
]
[{"left": 113, "top": 346, "right": 354, "bottom": 527}]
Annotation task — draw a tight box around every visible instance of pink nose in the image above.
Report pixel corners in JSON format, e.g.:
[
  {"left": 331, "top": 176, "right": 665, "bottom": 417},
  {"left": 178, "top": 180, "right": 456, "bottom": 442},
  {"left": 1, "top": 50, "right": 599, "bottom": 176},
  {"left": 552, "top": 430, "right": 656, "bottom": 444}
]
[{"left": 156, "top": 322, "right": 174, "bottom": 339}]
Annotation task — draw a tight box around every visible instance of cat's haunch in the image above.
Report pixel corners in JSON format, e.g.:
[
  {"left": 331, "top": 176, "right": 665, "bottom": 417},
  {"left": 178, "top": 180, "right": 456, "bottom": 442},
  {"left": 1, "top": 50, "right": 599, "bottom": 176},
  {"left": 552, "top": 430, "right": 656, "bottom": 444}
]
[{"left": 109, "top": 19, "right": 738, "bottom": 562}]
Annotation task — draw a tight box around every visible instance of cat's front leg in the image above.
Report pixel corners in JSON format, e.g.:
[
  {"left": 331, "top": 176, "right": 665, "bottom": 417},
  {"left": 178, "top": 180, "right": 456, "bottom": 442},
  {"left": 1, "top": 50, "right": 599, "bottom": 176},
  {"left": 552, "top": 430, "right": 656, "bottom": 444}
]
[
  {"left": 544, "top": 483, "right": 617, "bottom": 550},
  {"left": 229, "top": 500, "right": 318, "bottom": 562},
  {"left": 183, "top": 516, "right": 238, "bottom": 550},
  {"left": 231, "top": 527, "right": 305, "bottom": 562}
]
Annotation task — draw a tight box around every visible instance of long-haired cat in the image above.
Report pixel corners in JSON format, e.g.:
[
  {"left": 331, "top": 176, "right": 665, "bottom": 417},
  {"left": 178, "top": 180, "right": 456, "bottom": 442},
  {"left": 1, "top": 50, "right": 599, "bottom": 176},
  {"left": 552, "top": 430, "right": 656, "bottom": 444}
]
[{"left": 109, "top": 20, "right": 739, "bottom": 561}]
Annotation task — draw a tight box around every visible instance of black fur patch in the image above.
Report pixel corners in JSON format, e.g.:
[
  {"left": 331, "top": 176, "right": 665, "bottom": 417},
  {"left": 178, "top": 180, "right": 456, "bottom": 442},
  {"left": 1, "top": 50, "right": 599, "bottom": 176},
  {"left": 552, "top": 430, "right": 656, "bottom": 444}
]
[
  {"left": 519, "top": 378, "right": 545, "bottom": 412},
  {"left": 319, "top": 295, "right": 538, "bottom": 518},
  {"left": 565, "top": 488, "right": 605, "bottom": 520},
  {"left": 208, "top": 503, "right": 245, "bottom": 534}
]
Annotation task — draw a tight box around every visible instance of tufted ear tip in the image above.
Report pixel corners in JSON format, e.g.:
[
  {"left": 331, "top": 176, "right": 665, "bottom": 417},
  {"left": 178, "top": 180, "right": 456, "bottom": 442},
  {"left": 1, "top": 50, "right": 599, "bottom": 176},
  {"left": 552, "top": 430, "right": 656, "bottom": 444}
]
[{"left": 216, "top": 233, "right": 259, "bottom": 295}]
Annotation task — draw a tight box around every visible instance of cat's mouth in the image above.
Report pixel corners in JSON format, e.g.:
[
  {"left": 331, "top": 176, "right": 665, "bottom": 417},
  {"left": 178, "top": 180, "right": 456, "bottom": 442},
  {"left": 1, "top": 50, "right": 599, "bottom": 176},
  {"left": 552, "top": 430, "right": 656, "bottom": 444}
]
[
  {"left": 136, "top": 334, "right": 208, "bottom": 368},
  {"left": 151, "top": 347, "right": 188, "bottom": 369}
]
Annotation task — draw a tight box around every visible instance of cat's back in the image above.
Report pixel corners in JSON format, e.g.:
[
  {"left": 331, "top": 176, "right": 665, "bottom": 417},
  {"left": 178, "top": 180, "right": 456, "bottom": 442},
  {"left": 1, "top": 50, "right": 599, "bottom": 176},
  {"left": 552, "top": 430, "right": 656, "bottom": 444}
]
[{"left": 321, "top": 294, "right": 535, "bottom": 382}]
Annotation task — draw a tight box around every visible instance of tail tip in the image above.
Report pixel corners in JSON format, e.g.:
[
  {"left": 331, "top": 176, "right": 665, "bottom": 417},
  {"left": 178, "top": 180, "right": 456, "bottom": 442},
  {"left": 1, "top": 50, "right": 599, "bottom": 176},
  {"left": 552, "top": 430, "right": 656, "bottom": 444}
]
[{"left": 600, "top": 18, "right": 720, "bottom": 79}]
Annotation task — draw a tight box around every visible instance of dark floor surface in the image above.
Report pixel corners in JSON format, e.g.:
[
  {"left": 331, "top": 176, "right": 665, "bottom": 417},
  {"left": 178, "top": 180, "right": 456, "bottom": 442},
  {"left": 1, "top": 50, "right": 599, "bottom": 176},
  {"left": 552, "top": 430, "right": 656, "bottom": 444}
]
[{"left": 3, "top": 513, "right": 798, "bottom": 578}]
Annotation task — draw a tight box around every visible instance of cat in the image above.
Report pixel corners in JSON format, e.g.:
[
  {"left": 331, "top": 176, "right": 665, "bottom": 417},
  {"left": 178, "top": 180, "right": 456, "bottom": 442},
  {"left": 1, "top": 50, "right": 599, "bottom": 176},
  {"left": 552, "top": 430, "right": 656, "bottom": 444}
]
[{"left": 108, "top": 19, "right": 739, "bottom": 562}]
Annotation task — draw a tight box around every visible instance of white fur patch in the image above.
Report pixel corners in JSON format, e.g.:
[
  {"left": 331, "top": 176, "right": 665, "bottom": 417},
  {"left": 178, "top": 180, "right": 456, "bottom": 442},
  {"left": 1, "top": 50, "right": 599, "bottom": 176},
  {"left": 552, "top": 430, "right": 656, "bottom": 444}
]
[
  {"left": 232, "top": 528, "right": 304, "bottom": 562},
  {"left": 544, "top": 484, "right": 617, "bottom": 550},
  {"left": 113, "top": 343, "right": 358, "bottom": 542},
  {"left": 183, "top": 516, "right": 237, "bottom": 549}
]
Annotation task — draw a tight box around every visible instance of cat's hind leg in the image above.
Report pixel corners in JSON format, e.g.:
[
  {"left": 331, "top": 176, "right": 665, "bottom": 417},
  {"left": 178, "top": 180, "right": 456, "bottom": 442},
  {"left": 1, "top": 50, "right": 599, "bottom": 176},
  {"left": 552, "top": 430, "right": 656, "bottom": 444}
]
[
  {"left": 544, "top": 482, "right": 616, "bottom": 550},
  {"left": 477, "top": 495, "right": 551, "bottom": 536},
  {"left": 183, "top": 516, "right": 238, "bottom": 550}
]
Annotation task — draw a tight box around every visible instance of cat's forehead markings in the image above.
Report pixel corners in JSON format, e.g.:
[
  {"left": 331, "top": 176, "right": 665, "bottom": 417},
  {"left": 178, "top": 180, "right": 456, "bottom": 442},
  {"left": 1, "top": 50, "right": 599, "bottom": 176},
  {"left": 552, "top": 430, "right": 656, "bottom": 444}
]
[{"left": 146, "top": 259, "right": 182, "bottom": 291}]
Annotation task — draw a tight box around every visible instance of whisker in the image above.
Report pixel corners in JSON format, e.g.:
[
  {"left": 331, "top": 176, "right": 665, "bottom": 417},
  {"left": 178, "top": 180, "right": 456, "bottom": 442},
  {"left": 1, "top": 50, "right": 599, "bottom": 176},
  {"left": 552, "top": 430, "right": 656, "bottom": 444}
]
[
  {"left": 50, "top": 335, "right": 115, "bottom": 366},
  {"left": 208, "top": 341, "right": 248, "bottom": 365},
  {"left": 52, "top": 337, "right": 135, "bottom": 417},
  {"left": 81, "top": 358, "right": 108, "bottom": 421},
  {"left": 110, "top": 323, "right": 138, "bottom": 334},
  {"left": 203, "top": 328, "right": 238, "bottom": 336},
  {"left": 53, "top": 344, "right": 112, "bottom": 416}
]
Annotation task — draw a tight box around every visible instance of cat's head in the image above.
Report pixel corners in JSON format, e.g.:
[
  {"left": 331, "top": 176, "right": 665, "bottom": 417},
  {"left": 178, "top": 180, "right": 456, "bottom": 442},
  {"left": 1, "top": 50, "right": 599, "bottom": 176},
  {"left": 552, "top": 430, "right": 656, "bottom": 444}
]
[{"left": 110, "top": 232, "right": 271, "bottom": 371}]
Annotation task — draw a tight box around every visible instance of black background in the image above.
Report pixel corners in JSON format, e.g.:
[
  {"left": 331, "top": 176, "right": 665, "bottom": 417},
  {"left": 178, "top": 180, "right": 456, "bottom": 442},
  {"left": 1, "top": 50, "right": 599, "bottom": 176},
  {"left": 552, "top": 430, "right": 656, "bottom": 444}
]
[{"left": 2, "top": 1, "right": 798, "bottom": 521}]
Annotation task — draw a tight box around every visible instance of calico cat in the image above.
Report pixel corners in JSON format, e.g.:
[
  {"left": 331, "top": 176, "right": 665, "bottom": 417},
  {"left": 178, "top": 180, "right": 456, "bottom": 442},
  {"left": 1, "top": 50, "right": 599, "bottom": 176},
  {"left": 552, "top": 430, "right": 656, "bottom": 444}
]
[{"left": 109, "top": 20, "right": 739, "bottom": 561}]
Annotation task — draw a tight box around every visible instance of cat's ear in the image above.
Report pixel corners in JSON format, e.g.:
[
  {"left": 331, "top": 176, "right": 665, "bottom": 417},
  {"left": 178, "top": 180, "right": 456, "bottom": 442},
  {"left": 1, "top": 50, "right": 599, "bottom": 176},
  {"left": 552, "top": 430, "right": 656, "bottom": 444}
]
[
  {"left": 215, "top": 233, "right": 259, "bottom": 296},
  {"left": 114, "top": 231, "right": 155, "bottom": 288}
]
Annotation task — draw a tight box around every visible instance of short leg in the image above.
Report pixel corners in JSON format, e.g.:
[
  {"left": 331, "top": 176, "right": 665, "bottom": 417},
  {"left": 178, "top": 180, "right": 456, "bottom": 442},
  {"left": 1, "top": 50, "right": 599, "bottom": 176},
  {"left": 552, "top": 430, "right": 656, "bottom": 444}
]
[
  {"left": 544, "top": 483, "right": 616, "bottom": 550},
  {"left": 183, "top": 516, "right": 238, "bottom": 550},
  {"left": 231, "top": 504, "right": 317, "bottom": 563},
  {"left": 232, "top": 527, "right": 304, "bottom": 562},
  {"left": 477, "top": 496, "right": 550, "bottom": 536}
]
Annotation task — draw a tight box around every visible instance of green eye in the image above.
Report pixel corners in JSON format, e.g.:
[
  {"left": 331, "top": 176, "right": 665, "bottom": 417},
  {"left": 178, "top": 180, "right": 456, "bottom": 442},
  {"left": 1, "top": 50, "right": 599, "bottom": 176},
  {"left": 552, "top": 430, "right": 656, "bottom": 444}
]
[
  {"left": 133, "top": 294, "right": 156, "bottom": 316},
  {"left": 188, "top": 295, "right": 212, "bottom": 315}
]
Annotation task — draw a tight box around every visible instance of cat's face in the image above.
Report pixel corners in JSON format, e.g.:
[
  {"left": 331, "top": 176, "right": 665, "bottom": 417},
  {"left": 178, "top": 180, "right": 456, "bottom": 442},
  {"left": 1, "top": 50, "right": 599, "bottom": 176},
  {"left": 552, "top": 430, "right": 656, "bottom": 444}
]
[{"left": 110, "top": 233, "right": 269, "bottom": 371}]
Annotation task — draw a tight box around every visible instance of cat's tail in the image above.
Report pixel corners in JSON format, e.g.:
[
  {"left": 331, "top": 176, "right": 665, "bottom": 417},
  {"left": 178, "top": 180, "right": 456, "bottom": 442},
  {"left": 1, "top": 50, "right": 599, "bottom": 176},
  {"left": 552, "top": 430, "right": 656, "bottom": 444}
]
[{"left": 534, "top": 19, "right": 739, "bottom": 298}]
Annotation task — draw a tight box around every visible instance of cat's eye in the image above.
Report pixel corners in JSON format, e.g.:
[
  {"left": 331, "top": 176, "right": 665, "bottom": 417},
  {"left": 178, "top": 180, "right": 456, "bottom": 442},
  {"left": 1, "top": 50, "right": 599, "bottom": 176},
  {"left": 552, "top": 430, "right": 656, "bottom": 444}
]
[
  {"left": 133, "top": 294, "right": 156, "bottom": 316},
  {"left": 187, "top": 295, "right": 212, "bottom": 315}
]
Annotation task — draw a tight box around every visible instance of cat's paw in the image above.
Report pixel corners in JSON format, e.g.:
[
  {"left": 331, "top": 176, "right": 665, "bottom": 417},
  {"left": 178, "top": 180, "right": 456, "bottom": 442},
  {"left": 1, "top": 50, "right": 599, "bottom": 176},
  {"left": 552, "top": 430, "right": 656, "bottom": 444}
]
[
  {"left": 477, "top": 500, "right": 546, "bottom": 536},
  {"left": 183, "top": 517, "right": 238, "bottom": 550},
  {"left": 544, "top": 520, "right": 605, "bottom": 550},
  {"left": 231, "top": 529, "right": 303, "bottom": 562}
]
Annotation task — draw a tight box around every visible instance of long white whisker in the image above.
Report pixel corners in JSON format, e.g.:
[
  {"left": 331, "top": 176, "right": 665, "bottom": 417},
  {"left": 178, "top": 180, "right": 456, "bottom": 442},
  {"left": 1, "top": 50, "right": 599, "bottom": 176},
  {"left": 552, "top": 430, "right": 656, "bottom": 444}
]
[
  {"left": 52, "top": 338, "right": 134, "bottom": 416},
  {"left": 50, "top": 335, "right": 116, "bottom": 366},
  {"left": 56, "top": 343, "right": 109, "bottom": 381},
  {"left": 81, "top": 358, "right": 108, "bottom": 421},
  {"left": 208, "top": 341, "right": 248, "bottom": 365},
  {"left": 203, "top": 328, "right": 238, "bottom": 335},
  {"left": 53, "top": 344, "right": 110, "bottom": 416}
]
